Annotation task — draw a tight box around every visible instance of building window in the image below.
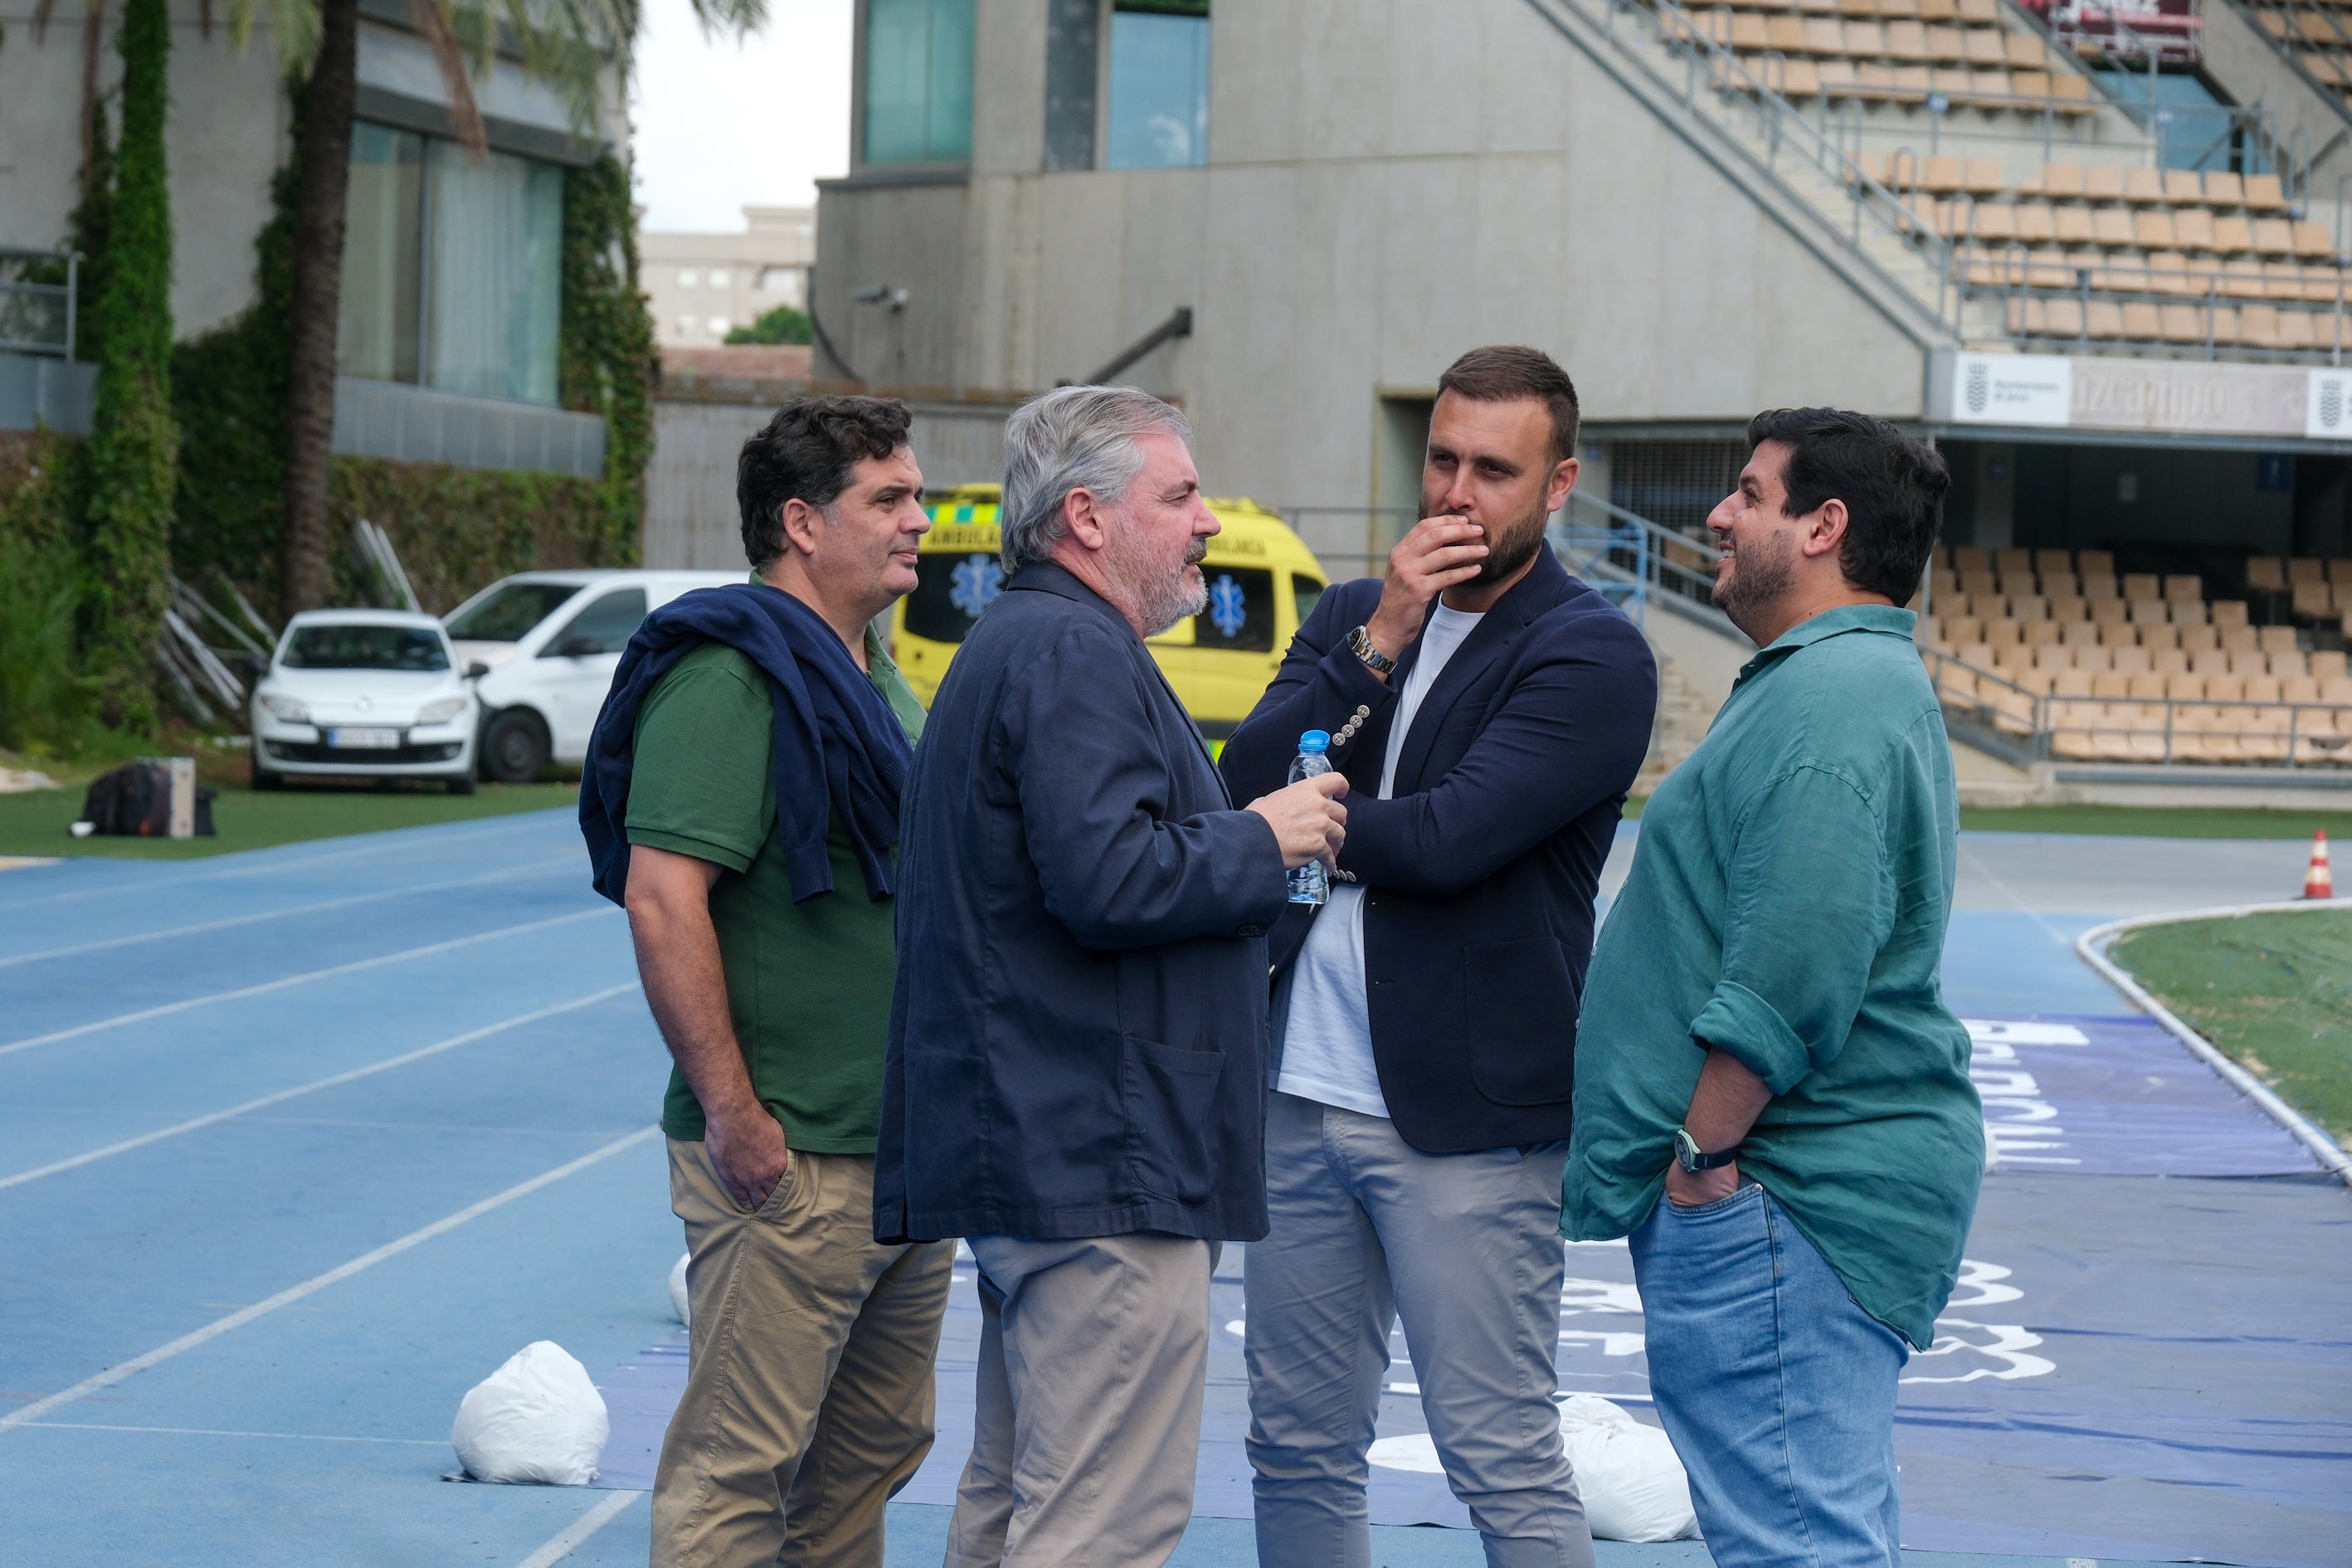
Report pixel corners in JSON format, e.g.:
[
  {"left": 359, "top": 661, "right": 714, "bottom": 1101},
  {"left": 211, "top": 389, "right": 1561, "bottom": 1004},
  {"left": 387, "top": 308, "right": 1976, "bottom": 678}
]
[
  {"left": 678, "top": 268, "right": 699, "bottom": 288},
  {"left": 1106, "top": 0, "right": 1209, "bottom": 169},
  {"left": 676, "top": 314, "right": 699, "bottom": 338},
  {"left": 709, "top": 267, "right": 731, "bottom": 287},
  {"left": 709, "top": 315, "right": 731, "bottom": 337},
  {"left": 864, "top": 0, "right": 975, "bottom": 164},
  {"left": 758, "top": 267, "right": 791, "bottom": 291},
  {"left": 335, "top": 123, "right": 564, "bottom": 406}
]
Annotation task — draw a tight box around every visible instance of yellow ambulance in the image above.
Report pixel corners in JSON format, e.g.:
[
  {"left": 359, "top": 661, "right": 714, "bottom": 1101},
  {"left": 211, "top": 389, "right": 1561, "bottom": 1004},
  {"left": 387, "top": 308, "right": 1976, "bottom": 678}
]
[{"left": 890, "top": 485, "right": 1330, "bottom": 738}]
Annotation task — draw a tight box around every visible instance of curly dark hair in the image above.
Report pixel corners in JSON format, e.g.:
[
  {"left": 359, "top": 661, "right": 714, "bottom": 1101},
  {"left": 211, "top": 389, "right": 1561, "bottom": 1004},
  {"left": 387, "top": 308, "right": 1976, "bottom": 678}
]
[
  {"left": 1745, "top": 407, "right": 1949, "bottom": 601},
  {"left": 736, "top": 395, "right": 914, "bottom": 570}
]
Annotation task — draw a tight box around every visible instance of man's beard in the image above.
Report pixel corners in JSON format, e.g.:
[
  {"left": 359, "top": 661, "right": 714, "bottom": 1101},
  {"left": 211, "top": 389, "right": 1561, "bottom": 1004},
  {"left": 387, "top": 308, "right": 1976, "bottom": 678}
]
[
  {"left": 1713, "top": 526, "right": 1796, "bottom": 636},
  {"left": 1110, "top": 534, "right": 1209, "bottom": 637},
  {"left": 1473, "top": 501, "right": 1553, "bottom": 586}
]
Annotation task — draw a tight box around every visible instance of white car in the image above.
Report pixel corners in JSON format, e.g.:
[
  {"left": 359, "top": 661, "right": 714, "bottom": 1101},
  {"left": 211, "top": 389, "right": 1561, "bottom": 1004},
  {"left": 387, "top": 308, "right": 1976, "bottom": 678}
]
[
  {"left": 445, "top": 569, "right": 741, "bottom": 782},
  {"left": 251, "top": 611, "right": 482, "bottom": 792}
]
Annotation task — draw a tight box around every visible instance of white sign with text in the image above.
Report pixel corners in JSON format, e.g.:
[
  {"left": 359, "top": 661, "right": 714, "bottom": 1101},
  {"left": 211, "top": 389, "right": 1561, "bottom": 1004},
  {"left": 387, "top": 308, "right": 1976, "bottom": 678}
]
[{"left": 1950, "top": 353, "right": 2073, "bottom": 426}]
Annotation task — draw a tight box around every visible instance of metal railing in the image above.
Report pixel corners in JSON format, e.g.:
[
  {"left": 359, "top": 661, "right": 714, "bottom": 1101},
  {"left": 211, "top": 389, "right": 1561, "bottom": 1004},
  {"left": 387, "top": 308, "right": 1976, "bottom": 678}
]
[
  {"left": 1925, "top": 645, "right": 2352, "bottom": 766},
  {"left": 0, "top": 248, "right": 79, "bottom": 359}
]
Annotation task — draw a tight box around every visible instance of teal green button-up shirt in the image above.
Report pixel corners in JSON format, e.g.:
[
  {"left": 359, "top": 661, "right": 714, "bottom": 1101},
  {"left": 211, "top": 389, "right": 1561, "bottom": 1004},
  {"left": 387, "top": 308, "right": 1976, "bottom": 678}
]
[{"left": 1561, "top": 604, "right": 1982, "bottom": 1349}]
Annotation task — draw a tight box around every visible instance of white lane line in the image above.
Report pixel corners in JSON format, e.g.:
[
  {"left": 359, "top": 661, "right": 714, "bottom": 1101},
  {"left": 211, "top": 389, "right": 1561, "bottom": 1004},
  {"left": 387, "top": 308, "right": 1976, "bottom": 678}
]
[
  {"left": 19, "top": 1420, "right": 443, "bottom": 1445},
  {"left": 0, "top": 812, "right": 572, "bottom": 911},
  {"left": 0, "top": 906, "right": 619, "bottom": 1059},
  {"left": 0, "top": 855, "right": 583, "bottom": 969},
  {"left": 0, "top": 1125, "right": 660, "bottom": 1433},
  {"left": 515, "top": 1489, "right": 645, "bottom": 1568},
  {"left": 0, "top": 983, "right": 643, "bottom": 1191}
]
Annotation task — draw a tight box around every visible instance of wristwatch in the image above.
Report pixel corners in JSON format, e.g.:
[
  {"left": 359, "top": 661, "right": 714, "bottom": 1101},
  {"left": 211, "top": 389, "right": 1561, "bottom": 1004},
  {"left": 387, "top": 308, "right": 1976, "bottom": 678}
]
[
  {"left": 1673, "top": 1127, "right": 1739, "bottom": 1172},
  {"left": 1346, "top": 624, "right": 1399, "bottom": 677}
]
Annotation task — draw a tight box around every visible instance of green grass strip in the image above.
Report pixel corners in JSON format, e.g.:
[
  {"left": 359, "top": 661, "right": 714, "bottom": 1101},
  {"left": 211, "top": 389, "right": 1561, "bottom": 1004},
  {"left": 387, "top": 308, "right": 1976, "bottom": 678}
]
[
  {"left": 2110, "top": 909, "right": 2352, "bottom": 1143},
  {"left": 0, "top": 781, "right": 578, "bottom": 861}
]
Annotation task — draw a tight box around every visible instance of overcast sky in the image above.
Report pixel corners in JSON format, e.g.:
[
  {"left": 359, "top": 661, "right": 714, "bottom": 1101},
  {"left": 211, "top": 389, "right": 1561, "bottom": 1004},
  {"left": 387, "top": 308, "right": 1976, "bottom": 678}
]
[{"left": 631, "top": 0, "right": 851, "bottom": 233}]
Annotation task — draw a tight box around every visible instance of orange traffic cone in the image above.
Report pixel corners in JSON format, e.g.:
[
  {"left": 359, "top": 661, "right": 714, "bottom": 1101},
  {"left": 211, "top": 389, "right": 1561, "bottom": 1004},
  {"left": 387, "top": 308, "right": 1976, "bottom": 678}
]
[{"left": 2303, "top": 830, "right": 2333, "bottom": 900}]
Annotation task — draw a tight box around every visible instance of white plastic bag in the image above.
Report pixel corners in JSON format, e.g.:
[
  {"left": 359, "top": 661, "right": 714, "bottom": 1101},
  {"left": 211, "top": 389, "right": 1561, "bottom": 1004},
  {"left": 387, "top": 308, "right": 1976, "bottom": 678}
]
[
  {"left": 1556, "top": 1395, "right": 1698, "bottom": 1543},
  {"left": 450, "top": 1341, "right": 608, "bottom": 1485},
  {"left": 669, "top": 1252, "right": 692, "bottom": 1327}
]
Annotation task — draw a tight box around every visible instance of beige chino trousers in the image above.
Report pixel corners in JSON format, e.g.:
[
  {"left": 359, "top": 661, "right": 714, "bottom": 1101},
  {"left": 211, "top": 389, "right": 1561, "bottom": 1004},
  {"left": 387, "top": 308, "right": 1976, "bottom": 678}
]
[
  {"left": 653, "top": 1137, "right": 954, "bottom": 1568},
  {"left": 944, "top": 1233, "right": 1218, "bottom": 1568}
]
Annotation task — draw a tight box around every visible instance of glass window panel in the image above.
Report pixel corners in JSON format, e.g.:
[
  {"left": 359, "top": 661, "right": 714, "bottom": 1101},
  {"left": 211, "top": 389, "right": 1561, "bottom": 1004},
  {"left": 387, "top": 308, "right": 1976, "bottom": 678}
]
[
  {"left": 903, "top": 551, "right": 1004, "bottom": 644},
  {"left": 1193, "top": 566, "right": 1276, "bottom": 653},
  {"left": 422, "top": 143, "right": 564, "bottom": 406},
  {"left": 539, "top": 589, "right": 647, "bottom": 657},
  {"left": 864, "top": 0, "right": 974, "bottom": 164},
  {"left": 1106, "top": 7, "right": 1210, "bottom": 170},
  {"left": 1292, "top": 573, "right": 1325, "bottom": 632},
  {"left": 709, "top": 267, "right": 730, "bottom": 286},
  {"left": 338, "top": 123, "right": 424, "bottom": 383}
]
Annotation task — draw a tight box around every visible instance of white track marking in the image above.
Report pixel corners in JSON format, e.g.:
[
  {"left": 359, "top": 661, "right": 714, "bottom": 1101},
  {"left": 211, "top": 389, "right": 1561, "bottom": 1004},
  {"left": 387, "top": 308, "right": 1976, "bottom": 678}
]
[
  {"left": 17, "top": 1421, "right": 442, "bottom": 1445},
  {"left": 514, "top": 1489, "right": 645, "bottom": 1568},
  {"left": 0, "top": 813, "right": 569, "bottom": 910},
  {"left": 0, "top": 906, "right": 618, "bottom": 1059},
  {"left": 0, "top": 983, "right": 641, "bottom": 1191},
  {"left": 0, "top": 1126, "right": 660, "bottom": 1432},
  {"left": 0, "top": 855, "right": 582, "bottom": 969}
]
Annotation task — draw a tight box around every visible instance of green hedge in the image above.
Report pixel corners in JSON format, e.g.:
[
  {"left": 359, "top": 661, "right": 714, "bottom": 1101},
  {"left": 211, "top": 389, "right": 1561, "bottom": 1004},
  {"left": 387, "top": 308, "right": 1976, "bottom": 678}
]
[{"left": 330, "top": 456, "right": 633, "bottom": 614}]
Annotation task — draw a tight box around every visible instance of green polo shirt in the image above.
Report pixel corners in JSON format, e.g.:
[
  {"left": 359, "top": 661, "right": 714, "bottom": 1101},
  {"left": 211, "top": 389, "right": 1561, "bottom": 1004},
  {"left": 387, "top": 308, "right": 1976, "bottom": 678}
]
[
  {"left": 1561, "top": 605, "right": 1982, "bottom": 1349},
  {"left": 626, "top": 620, "right": 923, "bottom": 1152}
]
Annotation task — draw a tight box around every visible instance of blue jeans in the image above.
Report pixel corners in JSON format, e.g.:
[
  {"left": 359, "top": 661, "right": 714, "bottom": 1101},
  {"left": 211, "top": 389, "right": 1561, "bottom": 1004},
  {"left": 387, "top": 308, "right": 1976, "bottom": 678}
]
[{"left": 1629, "top": 1182, "right": 1907, "bottom": 1568}]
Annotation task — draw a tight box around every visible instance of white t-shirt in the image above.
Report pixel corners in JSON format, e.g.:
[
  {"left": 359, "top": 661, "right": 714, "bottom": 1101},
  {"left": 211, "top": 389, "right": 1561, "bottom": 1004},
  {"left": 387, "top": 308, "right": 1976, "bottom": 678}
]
[{"left": 1277, "top": 603, "right": 1485, "bottom": 1118}]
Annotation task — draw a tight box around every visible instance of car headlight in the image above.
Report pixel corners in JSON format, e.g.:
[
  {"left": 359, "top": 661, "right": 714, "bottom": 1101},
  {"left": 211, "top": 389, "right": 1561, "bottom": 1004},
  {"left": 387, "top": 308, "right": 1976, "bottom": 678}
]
[
  {"left": 415, "top": 696, "right": 470, "bottom": 725},
  {"left": 257, "top": 693, "right": 310, "bottom": 723}
]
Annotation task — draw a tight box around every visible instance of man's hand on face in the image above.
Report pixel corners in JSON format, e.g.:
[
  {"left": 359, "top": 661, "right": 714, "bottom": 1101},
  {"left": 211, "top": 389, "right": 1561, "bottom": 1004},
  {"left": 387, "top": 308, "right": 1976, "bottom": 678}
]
[
  {"left": 1245, "top": 772, "right": 1350, "bottom": 870},
  {"left": 704, "top": 1104, "right": 793, "bottom": 1213},
  {"left": 1363, "top": 515, "right": 1490, "bottom": 665}
]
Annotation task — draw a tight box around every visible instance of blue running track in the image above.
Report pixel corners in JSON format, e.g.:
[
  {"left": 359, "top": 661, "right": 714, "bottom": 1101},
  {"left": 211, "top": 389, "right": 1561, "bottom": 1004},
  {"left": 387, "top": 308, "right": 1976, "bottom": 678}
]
[{"left": 0, "top": 811, "right": 2344, "bottom": 1568}]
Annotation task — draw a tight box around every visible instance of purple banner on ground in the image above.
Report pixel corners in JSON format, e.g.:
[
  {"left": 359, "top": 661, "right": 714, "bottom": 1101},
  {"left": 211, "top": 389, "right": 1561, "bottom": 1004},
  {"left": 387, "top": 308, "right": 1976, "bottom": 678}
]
[{"left": 1960, "top": 1012, "right": 2320, "bottom": 1177}]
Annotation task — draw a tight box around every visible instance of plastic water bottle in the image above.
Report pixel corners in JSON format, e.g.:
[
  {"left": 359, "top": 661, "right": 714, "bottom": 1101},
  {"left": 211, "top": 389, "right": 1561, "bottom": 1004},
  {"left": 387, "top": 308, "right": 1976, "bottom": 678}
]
[{"left": 1287, "top": 730, "right": 1332, "bottom": 905}]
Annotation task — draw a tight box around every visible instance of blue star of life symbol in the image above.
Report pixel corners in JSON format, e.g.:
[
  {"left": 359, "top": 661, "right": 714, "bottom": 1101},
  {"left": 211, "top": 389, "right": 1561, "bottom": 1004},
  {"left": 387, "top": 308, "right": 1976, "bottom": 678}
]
[
  {"left": 1209, "top": 573, "right": 1247, "bottom": 639},
  {"left": 949, "top": 553, "right": 1003, "bottom": 619}
]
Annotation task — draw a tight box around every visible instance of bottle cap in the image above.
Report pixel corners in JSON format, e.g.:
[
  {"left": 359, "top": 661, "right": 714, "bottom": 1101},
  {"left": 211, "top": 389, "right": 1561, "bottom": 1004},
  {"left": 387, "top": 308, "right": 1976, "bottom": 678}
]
[{"left": 1299, "top": 730, "right": 1331, "bottom": 752}]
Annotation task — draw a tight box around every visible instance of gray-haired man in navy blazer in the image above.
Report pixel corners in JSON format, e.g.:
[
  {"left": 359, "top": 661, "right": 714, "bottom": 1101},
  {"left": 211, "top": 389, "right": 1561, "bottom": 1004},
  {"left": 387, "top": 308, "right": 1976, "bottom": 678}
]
[
  {"left": 1221, "top": 346, "right": 1658, "bottom": 1568},
  {"left": 877, "top": 384, "right": 1351, "bottom": 1568}
]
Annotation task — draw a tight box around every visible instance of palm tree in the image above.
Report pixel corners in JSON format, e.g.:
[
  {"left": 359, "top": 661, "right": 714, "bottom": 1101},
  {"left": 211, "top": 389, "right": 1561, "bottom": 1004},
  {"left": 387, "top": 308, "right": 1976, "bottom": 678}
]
[{"left": 225, "top": 0, "right": 767, "bottom": 612}]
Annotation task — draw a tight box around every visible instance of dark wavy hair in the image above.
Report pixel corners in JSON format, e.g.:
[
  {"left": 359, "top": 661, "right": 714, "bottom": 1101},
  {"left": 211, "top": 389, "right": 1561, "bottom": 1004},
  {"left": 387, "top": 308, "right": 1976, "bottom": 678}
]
[
  {"left": 736, "top": 395, "right": 914, "bottom": 570},
  {"left": 1745, "top": 407, "right": 1949, "bottom": 601}
]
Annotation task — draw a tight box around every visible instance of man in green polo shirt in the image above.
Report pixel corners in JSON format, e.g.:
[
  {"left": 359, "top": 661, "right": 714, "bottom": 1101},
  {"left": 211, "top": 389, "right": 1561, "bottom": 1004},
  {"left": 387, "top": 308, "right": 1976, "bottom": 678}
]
[
  {"left": 1563, "top": 409, "right": 1981, "bottom": 1568},
  {"left": 623, "top": 396, "right": 952, "bottom": 1568}
]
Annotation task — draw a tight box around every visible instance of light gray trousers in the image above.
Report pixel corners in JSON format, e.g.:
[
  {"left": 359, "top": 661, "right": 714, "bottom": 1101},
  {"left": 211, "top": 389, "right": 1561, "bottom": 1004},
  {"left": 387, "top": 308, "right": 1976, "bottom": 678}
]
[
  {"left": 1244, "top": 1092, "right": 1595, "bottom": 1568},
  {"left": 944, "top": 1232, "right": 1216, "bottom": 1568}
]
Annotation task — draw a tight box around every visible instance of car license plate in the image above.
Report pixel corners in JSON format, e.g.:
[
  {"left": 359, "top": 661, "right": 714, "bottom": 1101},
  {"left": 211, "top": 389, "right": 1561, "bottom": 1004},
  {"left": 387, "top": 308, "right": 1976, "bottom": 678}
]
[{"left": 326, "top": 727, "right": 402, "bottom": 749}]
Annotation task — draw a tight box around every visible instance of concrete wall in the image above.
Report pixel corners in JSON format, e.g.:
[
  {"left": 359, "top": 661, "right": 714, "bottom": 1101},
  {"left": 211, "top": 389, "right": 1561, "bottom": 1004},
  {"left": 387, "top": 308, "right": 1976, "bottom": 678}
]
[
  {"left": 2200, "top": 0, "right": 2352, "bottom": 189},
  {"left": 644, "top": 394, "right": 1017, "bottom": 568},
  {"left": 0, "top": 0, "right": 290, "bottom": 338},
  {"left": 814, "top": 0, "right": 1928, "bottom": 513}
]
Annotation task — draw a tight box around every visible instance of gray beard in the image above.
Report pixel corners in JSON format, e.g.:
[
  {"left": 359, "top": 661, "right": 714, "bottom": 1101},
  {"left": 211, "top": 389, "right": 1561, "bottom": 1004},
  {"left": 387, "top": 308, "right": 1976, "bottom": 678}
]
[{"left": 1137, "top": 567, "right": 1209, "bottom": 637}]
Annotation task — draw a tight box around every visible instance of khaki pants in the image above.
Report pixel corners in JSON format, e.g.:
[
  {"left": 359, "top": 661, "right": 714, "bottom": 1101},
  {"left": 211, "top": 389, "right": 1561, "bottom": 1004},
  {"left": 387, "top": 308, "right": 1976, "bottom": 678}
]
[
  {"left": 944, "top": 1233, "right": 1216, "bottom": 1568},
  {"left": 653, "top": 1137, "right": 954, "bottom": 1568}
]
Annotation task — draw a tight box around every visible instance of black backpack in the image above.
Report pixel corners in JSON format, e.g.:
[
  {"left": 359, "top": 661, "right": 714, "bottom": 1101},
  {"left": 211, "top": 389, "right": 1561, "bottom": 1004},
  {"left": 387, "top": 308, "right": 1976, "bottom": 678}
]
[{"left": 77, "top": 762, "right": 216, "bottom": 837}]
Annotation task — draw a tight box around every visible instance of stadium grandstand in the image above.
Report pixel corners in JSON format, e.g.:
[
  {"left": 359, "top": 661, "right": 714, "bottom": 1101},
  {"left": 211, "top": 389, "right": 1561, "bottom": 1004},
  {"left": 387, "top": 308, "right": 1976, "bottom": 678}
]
[{"left": 743, "top": 0, "right": 2352, "bottom": 802}]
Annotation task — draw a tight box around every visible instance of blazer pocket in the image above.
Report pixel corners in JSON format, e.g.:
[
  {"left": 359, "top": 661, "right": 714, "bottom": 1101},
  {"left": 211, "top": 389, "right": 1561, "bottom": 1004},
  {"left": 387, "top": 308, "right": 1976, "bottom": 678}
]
[
  {"left": 1121, "top": 1035, "right": 1225, "bottom": 1206},
  {"left": 1462, "top": 938, "right": 1580, "bottom": 1107}
]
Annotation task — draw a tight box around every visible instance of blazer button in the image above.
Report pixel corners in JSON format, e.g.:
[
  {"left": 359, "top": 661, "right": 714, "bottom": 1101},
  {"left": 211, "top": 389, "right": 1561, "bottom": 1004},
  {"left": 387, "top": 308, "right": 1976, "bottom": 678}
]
[{"left": 1238, "top": 924, "right": 1266, "bottom": 937}]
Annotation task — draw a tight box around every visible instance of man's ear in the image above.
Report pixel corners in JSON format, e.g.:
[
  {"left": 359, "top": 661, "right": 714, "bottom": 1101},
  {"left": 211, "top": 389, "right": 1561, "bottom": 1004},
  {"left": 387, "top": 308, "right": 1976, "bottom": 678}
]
[
  {"left": 1799, "top": 497, "right": 1848, "bottom": 561},
  {"left": 1061, "top": 488, "right": 1108, "bottom": 553},
  {"left": 1544, "top": 455, "right": 1580, "bottom": 515},
  {"left": 778, "top": 497, "right": 827, "bottom": 557}
]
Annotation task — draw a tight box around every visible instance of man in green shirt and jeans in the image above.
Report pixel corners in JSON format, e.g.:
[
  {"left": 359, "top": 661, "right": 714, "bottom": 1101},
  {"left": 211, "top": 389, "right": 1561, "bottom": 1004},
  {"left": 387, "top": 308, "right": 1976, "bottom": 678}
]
[
  {"left": 621, "top": 397, "right": 952, "bottom": 1568},
  {"left": 1562, "top": 409, "right": 1982, "bottom": 1567}
]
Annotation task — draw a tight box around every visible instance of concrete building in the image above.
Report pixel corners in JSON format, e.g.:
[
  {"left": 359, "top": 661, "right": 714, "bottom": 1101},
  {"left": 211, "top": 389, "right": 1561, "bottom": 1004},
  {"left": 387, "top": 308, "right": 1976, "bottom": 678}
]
[
  {"left": 786, "top": 0, "right": 2352, "bottom": 798},
  {"left": 640, "top": 206, "right": 817, "bottom": 348},
  {"left": 0, "top": 0, "right": 620, "bottom": 477}
]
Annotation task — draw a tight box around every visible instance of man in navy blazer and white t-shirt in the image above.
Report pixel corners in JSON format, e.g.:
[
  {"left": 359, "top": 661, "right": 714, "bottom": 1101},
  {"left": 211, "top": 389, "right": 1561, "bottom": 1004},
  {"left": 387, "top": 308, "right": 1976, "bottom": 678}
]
[{"left": 1220, "top": 346, "right": 1658, "bottom": 1568}]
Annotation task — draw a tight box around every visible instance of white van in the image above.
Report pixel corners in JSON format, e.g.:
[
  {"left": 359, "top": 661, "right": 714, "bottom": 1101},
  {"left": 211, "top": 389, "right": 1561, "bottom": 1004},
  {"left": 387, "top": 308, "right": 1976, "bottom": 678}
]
[{"left": 445, "top": 569, "right": 740, "bottom": 782}]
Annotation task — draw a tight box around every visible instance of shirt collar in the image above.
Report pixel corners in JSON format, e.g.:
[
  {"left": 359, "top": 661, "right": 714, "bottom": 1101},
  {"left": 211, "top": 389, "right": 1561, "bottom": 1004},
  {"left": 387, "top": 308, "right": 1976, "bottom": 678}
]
[{"left": 1738, "top": 603, "right": 1916, "bottom": 680}]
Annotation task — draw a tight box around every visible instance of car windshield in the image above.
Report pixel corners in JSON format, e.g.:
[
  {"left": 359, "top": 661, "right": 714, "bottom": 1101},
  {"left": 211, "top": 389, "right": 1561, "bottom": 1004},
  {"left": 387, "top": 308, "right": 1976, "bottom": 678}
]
[
  {"left": 445, "top": 582, "right": 584, "bottom": 641},
  {"left": 282, "top": 626, "right": 450, "bottom": 671}
]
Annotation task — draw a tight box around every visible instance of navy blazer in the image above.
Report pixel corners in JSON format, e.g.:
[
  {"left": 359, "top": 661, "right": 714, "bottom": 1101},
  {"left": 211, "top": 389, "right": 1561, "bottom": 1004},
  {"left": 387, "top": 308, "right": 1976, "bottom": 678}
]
[
  {"left": 874, "top": 562, "right": 1289, "bottom": 1244},
  {"left": 1220, "top": 548, "right": 1657, "bottom": 1154}
]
